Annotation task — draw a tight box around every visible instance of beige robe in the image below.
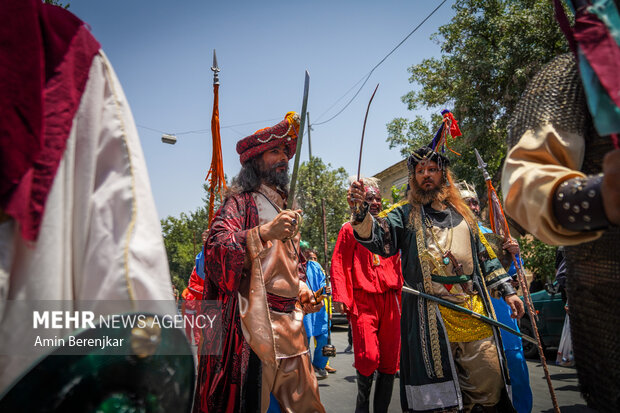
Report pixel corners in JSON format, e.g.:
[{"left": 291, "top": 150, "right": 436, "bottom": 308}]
[{"left": 239, "top": 184, "right": 324, "bottom": 413}]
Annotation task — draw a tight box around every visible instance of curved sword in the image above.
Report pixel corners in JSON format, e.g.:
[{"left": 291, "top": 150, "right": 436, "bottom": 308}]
[
  {"left": 402, "top": 285, "right": 537, "bottom": 345},
  {"left": 287, "top": 70, "right": 310, "bottom": 209},
  {"left": 357, "top": 84, "right": 380, "bottom": 181}
]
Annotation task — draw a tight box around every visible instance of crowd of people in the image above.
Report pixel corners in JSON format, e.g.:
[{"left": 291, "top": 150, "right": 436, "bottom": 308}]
[
  {"left": 184, "top": 105, "right": 535, "bottom": 412},
  {"left": 1, "top": 1, "right": 618, "bottom": 412}
]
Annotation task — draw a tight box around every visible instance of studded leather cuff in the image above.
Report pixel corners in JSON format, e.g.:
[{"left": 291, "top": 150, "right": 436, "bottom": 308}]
[
  {"left": 553, "top": 174, "right": 610, "bottom": 232},
  {"left": 496, "top": 280, "right": 517, "bottom": 298},
  {"left": 351, "top": 202, "right": 369, "bottom": 224}
]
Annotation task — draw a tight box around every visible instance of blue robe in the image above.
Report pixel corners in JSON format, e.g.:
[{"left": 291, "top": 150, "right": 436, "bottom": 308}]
[
  {"left": 303, "top": 261, "right": 329, "bottom": 369},
  {"left": 479, "top": 224, "right": 532, "bottom": 413}
]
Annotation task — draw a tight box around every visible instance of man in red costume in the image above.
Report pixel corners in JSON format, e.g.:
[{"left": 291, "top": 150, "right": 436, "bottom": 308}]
[
  {"left": 181, "top": 277, "right": 201, "bottom": 346},
  {"left": 183, "top": 256, "right": 205, "bottom": 346},
  {"left": 331, "top": 177, "right": 403, "bottom": 413},
  {"left": 193, "top": 113, "right": 325, "bottom": 413}
]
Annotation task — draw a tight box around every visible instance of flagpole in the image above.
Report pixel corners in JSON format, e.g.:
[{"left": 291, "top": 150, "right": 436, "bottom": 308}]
[
  {"left": 206, "top": 49, "right": 227, "bottom": 227},
  {"left": 475, "top": 149, "right": 560, "bottom": 413},
  {"left": 321, "top": 199, "right": 336, "bottom": 357}
]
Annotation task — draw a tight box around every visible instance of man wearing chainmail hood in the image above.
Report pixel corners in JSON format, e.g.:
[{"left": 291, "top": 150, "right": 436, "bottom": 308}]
[
  {"left": 502, "top": 1, "right": 620, "bottom": 409},
  {"left": 348, "top": 146, "right": 524, "bottom": 413}
]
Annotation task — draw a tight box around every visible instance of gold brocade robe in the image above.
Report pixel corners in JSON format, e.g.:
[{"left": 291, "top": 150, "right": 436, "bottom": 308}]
[{"left": 424, "top": 218, "right": 493, "bottom": 342}]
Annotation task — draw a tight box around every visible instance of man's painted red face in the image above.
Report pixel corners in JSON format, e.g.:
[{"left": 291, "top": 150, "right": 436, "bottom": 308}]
[
  {"left": 365, "top": 188, "right": 382, "bottom": 216},
  {"left": 414, "top": 160, "right": 442, "bottom": 192}
]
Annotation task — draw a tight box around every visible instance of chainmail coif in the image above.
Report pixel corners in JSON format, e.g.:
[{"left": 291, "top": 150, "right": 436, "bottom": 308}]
[{"left": 507, "top": 53, "right": 619, "bottom": 412}]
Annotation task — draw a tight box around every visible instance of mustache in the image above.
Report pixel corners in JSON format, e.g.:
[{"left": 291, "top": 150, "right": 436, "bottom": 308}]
[{"left": 271, "top": 161, "right": 288, "bottom": 171}]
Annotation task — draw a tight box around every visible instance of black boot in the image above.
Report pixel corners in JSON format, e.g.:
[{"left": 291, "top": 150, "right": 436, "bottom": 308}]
[
  {"left": 355, "top": 370, "right": 374, "bottom": 413},
  {"left": 373, "top": 372, "right": 395, "bottom": 413}
]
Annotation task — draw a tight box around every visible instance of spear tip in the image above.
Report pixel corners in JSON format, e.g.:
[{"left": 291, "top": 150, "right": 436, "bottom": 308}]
[
  {"left": 212, "top": 49, "right": 219, "bottom": 70},
  {"left": 211, "top": 49, "right": 220, "bottom": 85},
  {"left": 474, "top": 148, "right": 491, "bottom": 181},
  {"left": 474, "top": 148, "right": 484, "bottom": 167}
]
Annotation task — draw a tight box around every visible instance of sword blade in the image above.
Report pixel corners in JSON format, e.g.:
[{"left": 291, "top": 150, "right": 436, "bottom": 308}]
[
  {"left": 402, "top": 285, "right": 537, "bottom": 345},
  {"left": 287, "top": 70, "right": 310, "bottom": 208},
  {"left": 357, "top": 84, "right": 380, "bottom": 181}
]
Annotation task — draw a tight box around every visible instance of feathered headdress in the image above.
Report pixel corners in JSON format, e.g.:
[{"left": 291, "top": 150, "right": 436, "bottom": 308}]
[{"left": 428, "top": 109, "right": 462, "bottom": 155}]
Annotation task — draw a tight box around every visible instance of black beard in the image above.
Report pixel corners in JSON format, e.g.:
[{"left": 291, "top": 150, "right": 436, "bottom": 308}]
[{"left": 262, "top": 161, "right": 289, "bottom": 189}]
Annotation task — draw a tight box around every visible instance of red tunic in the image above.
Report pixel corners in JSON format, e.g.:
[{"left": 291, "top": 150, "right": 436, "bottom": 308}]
[
  {"left": 331, "top": 222, "right": 402, "bottom": 315},
  {"left": 331, "top": 222, "right": 403, "bottom": 375}
]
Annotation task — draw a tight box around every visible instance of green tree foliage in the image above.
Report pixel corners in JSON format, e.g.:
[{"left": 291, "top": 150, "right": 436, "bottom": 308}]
[
  {"left": 386, "top": 0, "right": 568, "bottom": 192},
  {"left": 44, "top": 0, "right": 70, "bottom": 8},
  {"left": 296, "top": 157, "right": 349, "bottom": 269},
  {"left": 518, "top": 236, "right": 557, "bottom": 283},
  {"left": 391, "top": 183, "right": 408, "bottom": 203},
  {"left": 161, "top": 208, "right": 208, "bottom": 292},
  {"left": 161, "top": 183, "right": 219, "bottom": 292},
  {"left": 381, "top": 183, "right": 408, "bottom": 210}
]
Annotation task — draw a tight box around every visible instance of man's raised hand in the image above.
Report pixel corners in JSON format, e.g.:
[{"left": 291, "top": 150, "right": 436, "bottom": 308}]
[{"left": 347, "top": 181, "right": 365, "bottom": 210}]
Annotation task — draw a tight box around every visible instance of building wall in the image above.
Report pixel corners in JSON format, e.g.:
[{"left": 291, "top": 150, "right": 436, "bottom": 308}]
[{"left": 373, "top": 159, "right": 408, "bottom": 203}]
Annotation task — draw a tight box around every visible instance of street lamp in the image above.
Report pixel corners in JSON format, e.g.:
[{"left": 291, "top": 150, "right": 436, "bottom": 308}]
[{"left": 161, "top": 134, "right": 177, "bottom": 145}]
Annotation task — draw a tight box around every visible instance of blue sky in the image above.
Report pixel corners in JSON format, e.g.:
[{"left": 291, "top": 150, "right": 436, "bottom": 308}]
[{"left": 69, "top": 0, "right": 456, "bottom": 219}]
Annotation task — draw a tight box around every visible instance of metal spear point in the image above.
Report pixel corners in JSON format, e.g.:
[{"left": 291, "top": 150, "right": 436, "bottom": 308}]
[
  {"left": 474, "top": 148, "right": 490, "bottom": 181},
  {"left": 211, "top": 49, "right": 220, "bottom": 85}
]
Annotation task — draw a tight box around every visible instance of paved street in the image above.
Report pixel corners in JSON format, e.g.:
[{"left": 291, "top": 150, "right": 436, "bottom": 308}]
[{"left": 316, "top": 327, "right": 595, "bottom": 412}]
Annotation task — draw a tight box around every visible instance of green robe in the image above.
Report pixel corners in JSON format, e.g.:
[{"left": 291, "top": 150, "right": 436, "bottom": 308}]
[{"left": 354, "top": 202, "right": 516, "bottom": 412}]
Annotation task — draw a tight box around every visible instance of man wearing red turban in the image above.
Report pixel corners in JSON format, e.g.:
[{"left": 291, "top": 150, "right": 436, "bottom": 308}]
[{"left": 194, "top": 113, "right": 326, "bottom": 413}]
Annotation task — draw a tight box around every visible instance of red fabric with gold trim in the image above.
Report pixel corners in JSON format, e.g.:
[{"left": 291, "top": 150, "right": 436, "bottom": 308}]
[
  {"left": 0, "top": 0, "right": 100, "bottom": 241},
  {"left": 236, "top": 113, "right": 299, "bottom": 164}
]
